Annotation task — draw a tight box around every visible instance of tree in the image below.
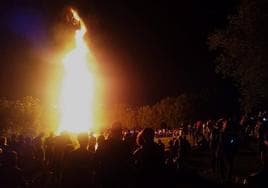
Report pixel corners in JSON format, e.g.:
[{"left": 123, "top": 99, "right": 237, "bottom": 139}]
[
  {"left": 136, "top": 105, "right": 153, "bottom": 128},
  {"left": 0, "top": 97, "right": 45, "bottom": 135},
  {"left": 208, "top": 0, "right": 268, "bottom": 113},
  {"left": 106, "top": 95, "right": 193, "bottom": 129}
]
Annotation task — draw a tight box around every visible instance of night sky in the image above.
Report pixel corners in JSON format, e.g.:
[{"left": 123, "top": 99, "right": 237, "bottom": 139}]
[{"left": 0, "top": 0, "right": 239, "bottom": 107}]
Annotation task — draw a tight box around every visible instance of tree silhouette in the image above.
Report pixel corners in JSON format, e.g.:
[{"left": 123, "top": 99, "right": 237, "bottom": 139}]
[{"left": 208, "top": 0, "right": 268, "bottom": 113}]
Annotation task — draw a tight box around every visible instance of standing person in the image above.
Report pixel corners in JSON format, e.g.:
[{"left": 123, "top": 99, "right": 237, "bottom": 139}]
[
  {"left": 256, "top": 118, "right": 268, "bottom": 166},
  {"left": 100, "top": 122, "right": 131, "bottom": 188},
  {"left": 157, "top": 139, "right": 165, "bottom": 153},
  {"left": 247, "top": 117, "right": 268, "bottom": 187},
  {"left": 95, "top": 134, "right": 107, "bottom": 187},
  {"left": 188, "top": 124, "right": 193, "bottom": 141},
  {"left": 53, "top": 132, "right": 73, "bottom": 186},
  {"left": 88, "top": 132, "right": 96, "bottom": 153},
  {"left": 261, "top": 118, "right": 268, "bottom": 168},
  {"left": 210, "top": 122, "right": 221, "bottom": 174},
  {"left": 44, "top": 132, "right": 55, "bottom": 167},
  {"left": 9, "top": 134, "right": 18, "bottom": 152},
  {"left": 133, "top": 128, "right": 165, "bottom": 188},
  {"left": 217, "top": 118, "right": 239, "bottom": 182},
  {"left": 256, "top": 118, "right": 265, "bottom": 162},
  {"left": 0, "top": 151, "right": 27, "bottom": 188},
  {"left": 33, "top": 133, "right": 45, "bottom": 163},
  {"left": 177, "top": 134, "right": 191, "bottom": 170},
  {"left": 0, "top": 136, "right": 10, "bottom": 167},
  {"left": 62, "top": 132, "right": 94, "bottom": 188},
  {"left": 194, "top": 120, "right": 202, "bottom": 146},
  {"left": 0, "top": 136, "right": 9, "bottom": 153}
]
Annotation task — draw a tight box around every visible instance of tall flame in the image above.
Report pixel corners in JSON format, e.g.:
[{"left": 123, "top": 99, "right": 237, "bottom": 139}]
[{"left": 58, "top": 9, "right": 95, "bottom": 133}]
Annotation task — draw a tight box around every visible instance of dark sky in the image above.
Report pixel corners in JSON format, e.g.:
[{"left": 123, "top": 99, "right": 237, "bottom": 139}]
[{"left": 0, "top": 0, "right": 239, "bottom": 106}]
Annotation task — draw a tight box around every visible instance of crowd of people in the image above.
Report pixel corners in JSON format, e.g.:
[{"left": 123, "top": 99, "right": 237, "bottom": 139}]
[{"left": 1, "top": 112, "right": 268, "bottom": 188}]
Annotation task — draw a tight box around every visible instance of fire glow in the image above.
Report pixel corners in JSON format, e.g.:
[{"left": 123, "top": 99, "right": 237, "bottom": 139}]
[{"left": 58, "top": 9, "right": 95, "bottom": 133}]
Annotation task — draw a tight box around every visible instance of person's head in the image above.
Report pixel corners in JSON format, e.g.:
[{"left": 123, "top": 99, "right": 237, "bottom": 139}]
[
  {"left": 39, "top": 132, "right": 45, "bottom": 138},
  {"left": 77, "top": 133, "right": 89, "bottom": 149},
  {"left": 110, "top": 122, "right": 123, "bottom": 140},
  {"left": 168, "top": 139, "right": 173, "bottom": 147},
  {"left": 60, "top": 131, "right": 71, "bottom": 143},
  {"left": 0, "top": 136, "right": 7, "bottom": 145},
  {"left": 25, "top": 137, "right": 32, "bottom": 144},
  {"left": 97, "top": 135, "right": 105, "bottom": 146},
  {"left": 142, "top": 128, "right": 155, "bottom": 144},
  {"left": 89, "top": 132, "right": 95, "bottom": 137},
  {"left": 136, "top": 131, "right": 145, "bottom": 146},
  {"left": 219, "top": 119, "right": 228, "bottom": 132},
  {"left": 89, "top": 134, "right": 97, "bottom": 149}
]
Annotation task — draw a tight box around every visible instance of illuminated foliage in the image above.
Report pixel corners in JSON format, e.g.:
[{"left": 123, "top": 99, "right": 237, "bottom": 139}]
[
  {"left": 107, "top": 95, "right": 192, "bottom": 129},
  {"left": 0, "top": 97, "right": 43, "bottom": 135}
]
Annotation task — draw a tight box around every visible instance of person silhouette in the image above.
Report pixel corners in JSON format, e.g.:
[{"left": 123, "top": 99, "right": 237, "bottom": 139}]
[
  {"left": 133, "top": 128, "right": 165, "bottom": 188},
  {"left": 62, "top": 132, "right": 94, "bottom": 188},
  {"left": 101, "top": 122, "right": 131, "bottom": 188},
  {"left": 0, "top": 151, "right": 27, "bottom": 188}
]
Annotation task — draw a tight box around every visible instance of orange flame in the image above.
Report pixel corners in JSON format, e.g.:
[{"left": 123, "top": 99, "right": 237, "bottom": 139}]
[{"left": 57, "top": 9, "right": 96, "bottom": 133}]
